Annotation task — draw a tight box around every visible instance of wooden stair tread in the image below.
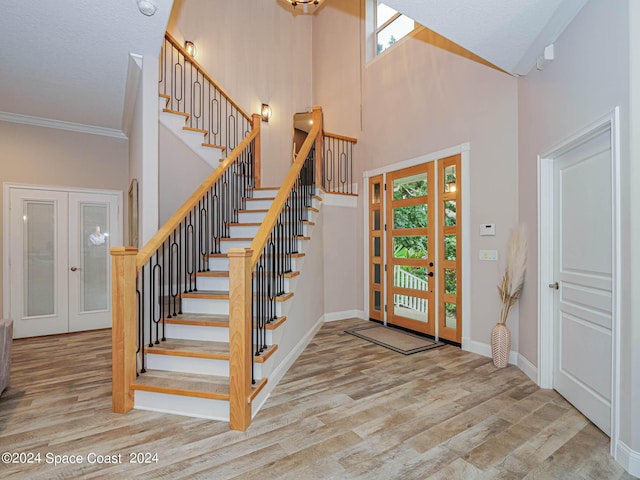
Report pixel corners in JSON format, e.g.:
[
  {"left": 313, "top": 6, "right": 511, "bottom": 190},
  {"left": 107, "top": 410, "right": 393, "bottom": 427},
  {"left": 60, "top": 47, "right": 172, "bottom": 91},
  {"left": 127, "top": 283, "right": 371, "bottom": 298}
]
[
  {"left": 132, "top": 370, "right": 229, "bottom": 400},
  {"left": 159, "top": 93, "right": 170, "bottom": 100},
  {"left": 183, "top": 126, "right": 208, "bottom": 135},
  {"left": 245, "top": 197, "right": 276, "bottom": 201},
  {"left": 202, "top": 143, "right": 226, "bottom": 152},
  {"left": 165, "top": 314, "right": 287, "bottom": 330},
  {"left": 238, "top": 209, "right": 269, "bottom": 213},
  {"left": 182, "top": 290, "right": 229, "bottom": 300},
  {"left": 220, "top": 237, "right": 254, "bottom": 242},
  {"left": 147, "top": 338, "right": 229, "bottom": 358},
  {"left": 196, "top": 270, "right": 230, "bottom": 277},
  {"left": 163, "top": 108, "right": 189, "bottom": 118},
  {"left": 229, "top": 222, "right": 262, "bottom": 226},
  {"left": 253, "top": 187, "right": 279, "bottom": 191}
]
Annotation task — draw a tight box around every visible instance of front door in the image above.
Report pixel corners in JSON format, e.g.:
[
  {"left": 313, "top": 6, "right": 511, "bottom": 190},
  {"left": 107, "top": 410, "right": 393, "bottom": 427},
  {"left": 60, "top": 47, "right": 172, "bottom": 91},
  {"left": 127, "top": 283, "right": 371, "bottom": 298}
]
[
  {"left": 7, "top": 186, "right": 121, "bottom": 338},
  {"left": 385, "top": 163, "right": 435, "bottom": 335},
  {"left": 552, "top": 128, "right": 612, "bottom": 435}
]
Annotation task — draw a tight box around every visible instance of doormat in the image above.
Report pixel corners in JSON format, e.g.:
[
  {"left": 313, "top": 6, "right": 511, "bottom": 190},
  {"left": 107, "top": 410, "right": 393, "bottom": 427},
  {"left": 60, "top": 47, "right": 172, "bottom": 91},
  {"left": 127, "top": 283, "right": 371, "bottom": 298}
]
[{"left": 345, "top": 325, "right": 445, "bottom": 355}]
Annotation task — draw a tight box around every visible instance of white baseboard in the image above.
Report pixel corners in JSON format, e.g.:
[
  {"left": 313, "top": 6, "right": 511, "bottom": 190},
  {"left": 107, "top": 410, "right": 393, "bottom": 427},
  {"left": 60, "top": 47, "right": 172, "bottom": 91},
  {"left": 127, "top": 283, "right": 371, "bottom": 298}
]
[
  {"left": 517, "top": 353, "right": 538, "bottom": 383},
  {"left": 617, "top": 440, "right": 640, "bottom": 477},
  {"left": 251, "top": 314, "right": 327, "bottom": 417},
  {"left": 324, "top": 310, "right": 366, "bottom": 322},
  {"left": 464, "top": 339, "right": 518, "bottom": 366}
]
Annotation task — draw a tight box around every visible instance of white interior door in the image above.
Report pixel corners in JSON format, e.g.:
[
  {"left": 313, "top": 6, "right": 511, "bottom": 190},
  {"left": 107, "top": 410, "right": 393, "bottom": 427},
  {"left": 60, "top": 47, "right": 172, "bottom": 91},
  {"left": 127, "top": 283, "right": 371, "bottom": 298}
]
[
  {"left": 10, "top": 189, "right": 69, "bottom": 337},
  {"left": 68, "top": 192, "right": 119, "bottom": 332},
  {"left": 553, "top": 128, "right": 612, "bottom": 435},
  {"left": 8, "top": 187, "right": 121, "bottom": 338}
]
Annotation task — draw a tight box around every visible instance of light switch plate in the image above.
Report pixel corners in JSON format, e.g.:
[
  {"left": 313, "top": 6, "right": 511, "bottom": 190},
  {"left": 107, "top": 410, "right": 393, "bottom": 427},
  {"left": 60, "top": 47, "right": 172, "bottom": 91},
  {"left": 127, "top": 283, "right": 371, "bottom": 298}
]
[
  {"left": 480, "top": 250, "right": 498, "bottom": 261},
  {"left": 480, "top": 224, "right": 496, "bottom": 236}
]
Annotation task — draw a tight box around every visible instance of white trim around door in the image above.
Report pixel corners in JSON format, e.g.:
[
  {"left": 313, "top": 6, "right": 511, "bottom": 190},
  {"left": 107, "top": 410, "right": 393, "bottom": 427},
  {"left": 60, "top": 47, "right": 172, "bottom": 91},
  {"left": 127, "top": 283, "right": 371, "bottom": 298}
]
[{"left": 537, "top": 107, "right": 621, "bottom": 457}]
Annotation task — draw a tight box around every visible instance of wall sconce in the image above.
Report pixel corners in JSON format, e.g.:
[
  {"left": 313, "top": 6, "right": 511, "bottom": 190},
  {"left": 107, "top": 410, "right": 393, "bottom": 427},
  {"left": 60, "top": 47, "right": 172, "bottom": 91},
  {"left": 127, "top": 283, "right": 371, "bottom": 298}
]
[
  {"left": 184, "top": 40, "right": 197, "bottom": 58},
  {"left": 261, "top": 103, "right": 272, "bottom": 123}
]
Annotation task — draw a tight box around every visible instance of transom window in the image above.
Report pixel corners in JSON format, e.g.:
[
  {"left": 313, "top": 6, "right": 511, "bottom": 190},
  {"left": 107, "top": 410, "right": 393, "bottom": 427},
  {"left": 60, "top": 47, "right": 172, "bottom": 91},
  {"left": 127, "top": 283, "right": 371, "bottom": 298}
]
[{"left": 375, "top": 2, "right": 417, "bottom": 55}]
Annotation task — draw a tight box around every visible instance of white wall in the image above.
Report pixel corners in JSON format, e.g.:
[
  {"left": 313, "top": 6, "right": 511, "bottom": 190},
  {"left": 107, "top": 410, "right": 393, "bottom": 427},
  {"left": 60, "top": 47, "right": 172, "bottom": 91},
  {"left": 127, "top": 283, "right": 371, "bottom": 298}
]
[
  {"left": 518, "top": 0, "right": 638, "bottom": 467},
  {"left": 313, "top": 0, "right": 519, "bottom": 350},
  {"left": 158, "top": 123, "right": 214, "bottom": 225},
  {"left": 0, "top": 121, "right": 129, "bottom": 316},
  {"left": 167, "top": 0, "right": 313, "bottom": 187}
]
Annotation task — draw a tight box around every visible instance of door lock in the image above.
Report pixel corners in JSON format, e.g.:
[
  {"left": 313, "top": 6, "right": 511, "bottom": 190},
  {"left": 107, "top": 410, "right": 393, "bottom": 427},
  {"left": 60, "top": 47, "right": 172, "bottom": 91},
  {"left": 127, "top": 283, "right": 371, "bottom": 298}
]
[
  {"left": 548, "top": 282, "right": 559, "bottom": 290},
  {"left": 70, "top": 267, "right": 79, "bottom": 272},
  {"left": 428, "top": 271, "right": 434, "bottom": 277}
]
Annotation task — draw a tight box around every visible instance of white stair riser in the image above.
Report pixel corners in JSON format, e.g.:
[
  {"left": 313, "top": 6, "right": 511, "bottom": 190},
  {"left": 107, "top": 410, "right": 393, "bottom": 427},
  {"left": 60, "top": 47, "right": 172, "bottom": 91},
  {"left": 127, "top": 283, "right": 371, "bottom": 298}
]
[
  {"left": 244, "top": 199, "right": 274, "bottom": 210},
  {"left": 238, "top": 211, "right": 267, "bottom": 223},
  {"left": 229, "top": 224, "right": 260, "bottom": 237},
  {"left": 208, "top": 257, "right": 229, "bottom": 271},
  {"left": 252, "top": 189, "right": 280, "bottom": 198},
  {"left": 135, "top": 390, "right": 230, "bottom": 421},
  {"left": 146, "top": 353, "right": 229, "bottom": 377},
  {"left": 165, "top": 323, "right": 230, "bottom": 342},
  {"left": 196, "top": 276, "right": 229, "bottom": 291},
  {"left": 182, "top": 298, "right": 229, "bottom": 315},
  {"left": 220, "top": 239, "right": 253, "bottom": 253}
]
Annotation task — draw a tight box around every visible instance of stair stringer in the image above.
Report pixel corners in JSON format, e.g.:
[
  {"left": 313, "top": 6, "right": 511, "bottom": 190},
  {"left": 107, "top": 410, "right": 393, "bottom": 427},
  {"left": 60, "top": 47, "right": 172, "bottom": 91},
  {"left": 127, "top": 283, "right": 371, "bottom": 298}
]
[{"left": 250, "top": 200, "right": 327, "bottom": 417}]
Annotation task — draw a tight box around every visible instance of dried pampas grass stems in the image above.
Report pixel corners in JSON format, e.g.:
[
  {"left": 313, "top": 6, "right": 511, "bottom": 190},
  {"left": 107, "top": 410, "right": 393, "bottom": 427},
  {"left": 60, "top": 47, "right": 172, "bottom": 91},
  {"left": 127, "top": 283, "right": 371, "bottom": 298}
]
[{"left": 498, "top": 224, "right": 527, "bottom": 325}]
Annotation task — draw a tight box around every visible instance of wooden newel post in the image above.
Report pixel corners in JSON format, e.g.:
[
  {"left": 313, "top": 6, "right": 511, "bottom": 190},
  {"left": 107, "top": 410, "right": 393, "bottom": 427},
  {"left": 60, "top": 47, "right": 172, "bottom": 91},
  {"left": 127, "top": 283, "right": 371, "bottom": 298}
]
[
  {"left": 312, "top": 106, "right": 323, "bottom": 189},
  {"left": 228, "top": 247, "right": 253, "bottom": 431},
  {"left": 252, "top": 113, "right": 262, "bottom": 189},
  {"left": 110, "top": 247, "right": 138, "bottom": 413}
]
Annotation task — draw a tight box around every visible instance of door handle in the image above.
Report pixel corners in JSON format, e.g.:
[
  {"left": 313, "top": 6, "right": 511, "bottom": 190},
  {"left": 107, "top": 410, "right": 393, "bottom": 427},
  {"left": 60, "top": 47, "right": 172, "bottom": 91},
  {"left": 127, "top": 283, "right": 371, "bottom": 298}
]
[
  {"left": 548, "top": 282, "right": 559, "bottom": 290},
  {"left": 70, "top": 267, "right": 80, "bottom": 272}
]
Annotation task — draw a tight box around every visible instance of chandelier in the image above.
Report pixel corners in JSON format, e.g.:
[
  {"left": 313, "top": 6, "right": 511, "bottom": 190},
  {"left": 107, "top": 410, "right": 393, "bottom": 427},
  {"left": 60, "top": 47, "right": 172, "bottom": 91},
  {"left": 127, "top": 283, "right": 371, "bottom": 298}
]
[{"left": 284, "top": 0, "right": 323, "bottom": 14}]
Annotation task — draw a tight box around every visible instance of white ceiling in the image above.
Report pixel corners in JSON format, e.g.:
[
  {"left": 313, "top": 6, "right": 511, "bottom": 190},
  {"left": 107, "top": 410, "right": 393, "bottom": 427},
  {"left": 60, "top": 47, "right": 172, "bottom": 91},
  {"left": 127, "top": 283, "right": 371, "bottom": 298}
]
[
  {"left": 0, "top": 0, "right": 173, "bottom": 136},
  {"left": 382, "top": 0, "right": 589, "bottom": 75},
  {"left": 0, "top": 0, "right": 588, "bottom": 136}
]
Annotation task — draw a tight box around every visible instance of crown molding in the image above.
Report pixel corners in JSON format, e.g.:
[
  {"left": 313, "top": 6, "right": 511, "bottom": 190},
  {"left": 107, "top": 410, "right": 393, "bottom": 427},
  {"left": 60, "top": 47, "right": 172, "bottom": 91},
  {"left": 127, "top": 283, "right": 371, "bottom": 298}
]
[{"left": 0, "top": 111, "right": 127, "bottom": 139}]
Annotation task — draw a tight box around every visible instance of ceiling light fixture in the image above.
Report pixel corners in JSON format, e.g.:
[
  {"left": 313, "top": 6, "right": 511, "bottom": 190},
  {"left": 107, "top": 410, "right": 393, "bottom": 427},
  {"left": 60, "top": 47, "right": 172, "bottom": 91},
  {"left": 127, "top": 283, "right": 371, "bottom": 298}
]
[{"left": 284, "top": 0, "right": 323, "bottom": 14}]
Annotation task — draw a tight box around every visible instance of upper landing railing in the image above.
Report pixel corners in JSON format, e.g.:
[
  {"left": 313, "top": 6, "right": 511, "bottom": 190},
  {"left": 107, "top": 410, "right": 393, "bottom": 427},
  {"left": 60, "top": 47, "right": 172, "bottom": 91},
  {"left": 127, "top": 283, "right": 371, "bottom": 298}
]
[
  {"left": 160, "top": 32, "right": 253, "bottom": 165},
  {"left": 322, "top": 132, "right": 357, "bottom": 195}
]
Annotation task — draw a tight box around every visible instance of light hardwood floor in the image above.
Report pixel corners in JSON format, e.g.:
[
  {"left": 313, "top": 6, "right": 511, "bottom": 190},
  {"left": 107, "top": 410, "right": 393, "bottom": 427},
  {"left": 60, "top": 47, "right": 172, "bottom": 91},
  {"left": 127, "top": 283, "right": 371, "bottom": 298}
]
[{"left": 0, "top": 318, "right": 634, "bottom": 479}]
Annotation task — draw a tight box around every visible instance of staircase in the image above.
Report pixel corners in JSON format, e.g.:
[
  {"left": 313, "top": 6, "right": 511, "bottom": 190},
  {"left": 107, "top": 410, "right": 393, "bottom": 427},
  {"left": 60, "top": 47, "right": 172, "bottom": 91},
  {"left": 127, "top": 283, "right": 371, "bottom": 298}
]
[
  {"left": 111, "top": 32, "right": 355, "bottom": 431},
  {"left": 129, "top": 186, "right": 321, "bottom": 421}
]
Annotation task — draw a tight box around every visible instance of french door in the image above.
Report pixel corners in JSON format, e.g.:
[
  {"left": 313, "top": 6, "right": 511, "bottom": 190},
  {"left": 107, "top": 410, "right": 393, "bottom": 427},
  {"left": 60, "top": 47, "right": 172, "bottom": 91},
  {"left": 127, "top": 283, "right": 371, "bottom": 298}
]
[
  {"left": 368, "top": 155, "right": 462, "bottom": 343},
  {"left": 7, "top": 186, "right": 121, "bottom": 338}
]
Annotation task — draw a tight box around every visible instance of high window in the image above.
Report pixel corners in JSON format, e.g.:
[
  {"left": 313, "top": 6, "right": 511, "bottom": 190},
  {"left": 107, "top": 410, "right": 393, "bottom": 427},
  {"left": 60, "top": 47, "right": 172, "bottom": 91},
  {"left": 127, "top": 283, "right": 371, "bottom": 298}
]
[{"left": 374, "top": 2, "right": 418, "bottom": 56}]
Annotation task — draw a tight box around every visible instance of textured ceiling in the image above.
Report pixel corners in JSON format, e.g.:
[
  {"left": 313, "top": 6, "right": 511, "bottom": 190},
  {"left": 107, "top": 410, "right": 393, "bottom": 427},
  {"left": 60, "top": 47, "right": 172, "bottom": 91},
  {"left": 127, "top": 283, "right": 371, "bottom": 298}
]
[
  {"left": 0, "top": 0, "right": 173, "bottom": 134},
  {"left": 381, "top": 0, "right": 589, "bottom": 75}
]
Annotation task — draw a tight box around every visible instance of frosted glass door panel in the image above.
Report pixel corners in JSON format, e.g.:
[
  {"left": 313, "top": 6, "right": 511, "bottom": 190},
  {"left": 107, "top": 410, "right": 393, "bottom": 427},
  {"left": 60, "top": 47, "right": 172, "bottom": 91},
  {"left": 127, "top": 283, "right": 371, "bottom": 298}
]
[
  {"left": 68, "top": 192, "right": 120, "bottom": 332},
  {"left": 10, "top": 189, "right": 68, "bottom": 338},
  {"left": 23, "top": 202, "right": 56, "bottom": 317}
]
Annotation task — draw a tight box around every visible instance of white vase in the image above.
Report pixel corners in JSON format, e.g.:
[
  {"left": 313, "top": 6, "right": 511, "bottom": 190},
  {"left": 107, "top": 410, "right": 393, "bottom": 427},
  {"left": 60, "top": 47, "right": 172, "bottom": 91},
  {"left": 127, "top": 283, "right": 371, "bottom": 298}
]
[{"left": 491, "top": 323, "right": 511, "bottom": 368}]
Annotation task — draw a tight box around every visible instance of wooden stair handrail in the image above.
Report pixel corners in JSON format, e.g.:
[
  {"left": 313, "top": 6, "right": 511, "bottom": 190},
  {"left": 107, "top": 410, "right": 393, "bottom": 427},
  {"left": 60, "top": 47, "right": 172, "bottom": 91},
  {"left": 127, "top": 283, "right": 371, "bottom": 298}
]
[
  {"left": 164, "top": 31, "right": 251, "bottom": 122},
  {"left": 249, "top": 107, "right": 322, "bottom": 267},
  {"left": 323, "top": 131, "right": 357, "bottom": 144},
  {"left": 137, "top": 119, "right": 260, "bottom": 270}
]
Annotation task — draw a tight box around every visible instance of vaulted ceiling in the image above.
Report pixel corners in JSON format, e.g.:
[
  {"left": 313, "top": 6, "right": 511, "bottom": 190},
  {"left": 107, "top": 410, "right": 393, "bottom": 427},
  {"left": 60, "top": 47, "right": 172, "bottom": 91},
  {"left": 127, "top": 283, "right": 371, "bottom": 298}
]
[
  {"left": 0, "top": 0, "right": 589, "bottom": 136},
  {"left": 382, "top": 0, "right": 589, "bottom": 75}
]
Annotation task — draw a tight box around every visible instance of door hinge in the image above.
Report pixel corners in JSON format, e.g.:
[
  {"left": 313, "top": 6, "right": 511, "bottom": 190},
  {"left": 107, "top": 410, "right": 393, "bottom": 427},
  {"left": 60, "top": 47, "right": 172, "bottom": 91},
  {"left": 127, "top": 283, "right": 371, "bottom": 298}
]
[
  {"left": 384, "top": 224, "right": 387, "bottom": 231},
  {"left": 384, "top": 305, "right": 387, "bottom": 312},
  {"left": 384, "top": 264, "right": 387, "bottom": 272},
  {"left": 384, "top": 183, "right": 387, "bottom": 191}
]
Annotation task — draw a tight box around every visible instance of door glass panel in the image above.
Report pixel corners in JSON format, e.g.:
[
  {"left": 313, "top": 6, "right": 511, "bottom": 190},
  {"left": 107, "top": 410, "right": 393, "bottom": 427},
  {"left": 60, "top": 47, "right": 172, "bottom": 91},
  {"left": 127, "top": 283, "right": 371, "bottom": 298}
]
[
  {"left": 394, "top": 265, "right": 428, "bottom": 290},
  {"left": 23, "top": 201, "right": 55, "bottom": 317},
  {"left": 393, "top": 294, "right": 428, "bottom": 322},
  {"left": 444, "top": 269, "right": 457, "bottom": 295},
  {"left": 444, "top": 235, "right": 456, "bottom": 261},
  {"left": 373, "top": 290, "right": 381, "bottom": 311},
  {"left": 444, "top": 165, "right": 457, "bottom": 193},
  {"left": 392, "top": 173, "right": 427, "bottom": 200},
  {"left": 393, "top": 205, "right": 427, "bottom": 229},
  {"left": 372, "top": 183, "right": 381, "bottom": 204},
  {"left": 373, "top": 236, "right": 381, "bottom": 257},
  {"left": 445, "top": 302, "right": 457, "bottom": 328},
  {"left": 373, "top": 263, "right": 381, "bottom": 284},
  {"left": 444, "top": 200, "right": 456, "bottom": 226},
  {"left": 393, "top": 236, "right": 427, "bottom": 259},
  {"left": 373, "top": 209, "right": 381, "bottom": 231},
  {"left": 81, "top": 203, "right": 109, "bottom": 312}
]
